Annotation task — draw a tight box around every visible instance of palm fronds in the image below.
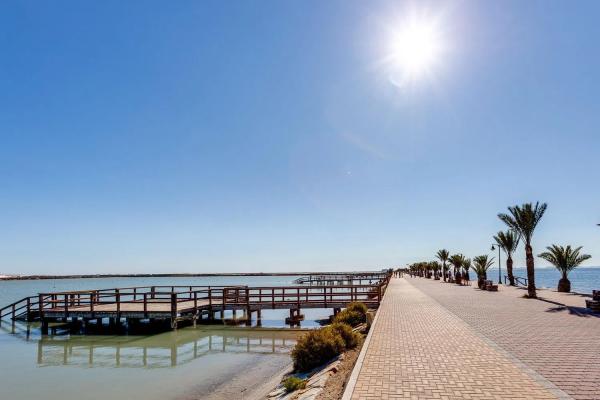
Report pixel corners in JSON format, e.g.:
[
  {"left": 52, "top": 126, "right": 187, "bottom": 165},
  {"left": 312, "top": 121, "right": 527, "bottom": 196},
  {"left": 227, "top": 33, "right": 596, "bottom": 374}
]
[
  {"left": 538, "top": 245, "right": 591, "bottom": 276},
  {"left": 493, "top": 230, "right": 520, "bottom": 255},
  {"left": 498, "top": 202, "right": 547, "bottom": 244},
  {"left": 472, "top": 255, "right": 494, "bottom": 276}
]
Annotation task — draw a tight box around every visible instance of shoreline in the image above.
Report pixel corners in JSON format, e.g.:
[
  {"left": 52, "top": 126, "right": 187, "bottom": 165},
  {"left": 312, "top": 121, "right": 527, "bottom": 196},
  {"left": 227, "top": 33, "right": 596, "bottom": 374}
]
[{"left": 0, "top": 270, "right": 382, "bottom": 281}]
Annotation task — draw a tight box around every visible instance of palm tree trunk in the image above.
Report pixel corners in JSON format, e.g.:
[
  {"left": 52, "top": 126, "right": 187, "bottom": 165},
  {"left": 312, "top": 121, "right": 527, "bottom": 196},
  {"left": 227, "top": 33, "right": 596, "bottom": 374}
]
[
  {"left": 558, "top": 271, "right": 571, "bottom": 292},
  {"left": 525, "top": 243, "right": 536, "bottom": 298},
  {"left": 443, "top": 265, "right": 447, "bottom": 282},
  {"left": 506, "top": 255, "right": 515, "bottom": 286}
]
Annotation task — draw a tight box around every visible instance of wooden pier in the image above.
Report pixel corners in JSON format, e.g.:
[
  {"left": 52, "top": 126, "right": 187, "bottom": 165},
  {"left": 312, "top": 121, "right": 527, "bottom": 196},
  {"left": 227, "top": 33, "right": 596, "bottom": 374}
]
[
  {"left": 293, "top": 272, "right": 389, "bottom": 285},
  {"left": 0, "top": 274, "right": 391, "bottom": 333}
]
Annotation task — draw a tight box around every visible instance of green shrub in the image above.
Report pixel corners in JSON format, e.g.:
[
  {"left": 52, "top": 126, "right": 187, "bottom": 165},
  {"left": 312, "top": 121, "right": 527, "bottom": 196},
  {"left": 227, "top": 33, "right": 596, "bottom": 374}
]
[
  {"left": 291, "top": 327, "right": 345, "bottom": 372},
  {"left": 346, "top": 302, "right": 368, "bottom": 315},
  {"left": 333, "top": 309, "right": 365, "bottom": 327},
  {"left": 282, "top": 376, "right": 306, "bottom": 393},
  {"left": 327, "top": 322, "right": 360, "bottom": 349}
]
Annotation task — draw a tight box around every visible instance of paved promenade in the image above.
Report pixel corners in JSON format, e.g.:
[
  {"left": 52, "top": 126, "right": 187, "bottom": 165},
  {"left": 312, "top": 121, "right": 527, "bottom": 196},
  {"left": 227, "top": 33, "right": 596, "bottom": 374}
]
[
  {"left": 343, "top": 277, "right": 598, "bottom": 399},
  {"left": 408, "top": 277, "right": 600, "bottom": 399}
]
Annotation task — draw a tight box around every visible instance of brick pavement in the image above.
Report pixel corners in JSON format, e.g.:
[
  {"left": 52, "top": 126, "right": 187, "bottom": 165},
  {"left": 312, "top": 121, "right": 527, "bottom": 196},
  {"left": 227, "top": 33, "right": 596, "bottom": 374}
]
[
  {"left": 344, "top": 278, "right": 564, "bottom": 399},
  {"left": 497, "top": 284, "right": 592, "bottom": 309},
  {"left": 407, "top": 277, "right": 600, "bottom": 400}
]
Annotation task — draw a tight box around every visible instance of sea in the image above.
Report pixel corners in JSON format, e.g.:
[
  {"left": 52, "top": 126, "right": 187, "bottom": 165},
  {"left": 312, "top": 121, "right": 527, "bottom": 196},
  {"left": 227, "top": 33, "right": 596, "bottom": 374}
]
[{"left": 486, "top": 267, "right": 600, "bottom": 294}]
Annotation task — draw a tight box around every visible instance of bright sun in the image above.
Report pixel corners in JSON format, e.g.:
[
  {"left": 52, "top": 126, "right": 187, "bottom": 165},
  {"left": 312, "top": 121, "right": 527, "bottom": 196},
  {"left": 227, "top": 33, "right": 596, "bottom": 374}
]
[{"left": 386, "top": 16, "right": 444, "bottom": 86}]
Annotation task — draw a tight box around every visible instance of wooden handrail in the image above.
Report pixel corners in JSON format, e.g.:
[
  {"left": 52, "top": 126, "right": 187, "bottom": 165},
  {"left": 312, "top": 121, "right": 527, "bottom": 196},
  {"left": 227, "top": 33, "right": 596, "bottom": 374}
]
[{"left": 2, "top": 274, "right": 393, "bottom": 322}]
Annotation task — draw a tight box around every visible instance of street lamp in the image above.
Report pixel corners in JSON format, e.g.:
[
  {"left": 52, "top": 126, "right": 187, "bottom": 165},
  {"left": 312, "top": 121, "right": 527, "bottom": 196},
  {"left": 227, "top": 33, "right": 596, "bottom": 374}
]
[{"left": 491, "top": 244, "right": 502, "bottom": 285}]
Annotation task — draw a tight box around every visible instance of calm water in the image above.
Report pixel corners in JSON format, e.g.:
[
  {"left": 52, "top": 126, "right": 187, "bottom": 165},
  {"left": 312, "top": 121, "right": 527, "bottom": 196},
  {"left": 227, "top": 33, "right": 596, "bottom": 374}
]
[
  {"left": 487, "top": 267, "right": 600, "bottom": 294},
  {"left": 0, "top": 275, "right": 333, "bottom": 400}
]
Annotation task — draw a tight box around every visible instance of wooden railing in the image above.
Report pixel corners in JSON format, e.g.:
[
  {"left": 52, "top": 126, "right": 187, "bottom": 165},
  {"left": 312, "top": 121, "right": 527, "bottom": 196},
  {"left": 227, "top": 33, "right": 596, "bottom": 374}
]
[
  {"left": 293, "top": 272, "right": 388, "bottom": 284},
  {"left": 0, "top": 295, "right": 52, "bottom": 323},
  {"left": 35, "top": 286, "right": 238, "bottom": 321},
  {"left": 1, "top": 273, "right": 392, "bottom": 322}
]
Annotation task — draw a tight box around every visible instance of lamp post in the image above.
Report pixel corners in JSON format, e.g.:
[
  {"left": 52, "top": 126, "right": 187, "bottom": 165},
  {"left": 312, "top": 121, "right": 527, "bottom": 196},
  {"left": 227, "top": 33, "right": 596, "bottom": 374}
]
[{"left": 491, "top": 244, "right": 502, "bottom": 285}]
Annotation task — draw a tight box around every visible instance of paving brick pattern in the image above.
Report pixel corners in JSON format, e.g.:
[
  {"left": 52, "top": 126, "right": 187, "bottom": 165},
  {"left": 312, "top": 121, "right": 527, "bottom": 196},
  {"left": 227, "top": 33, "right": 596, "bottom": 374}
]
[
  {"left": 348, "top": 278, "right": 560, "bottom": 399},
  {"left": 498, "top": 284, "right": 592, "bottom": 309},
  {"left": 408, "top": 277, "right": 600, "bottom": 400}
]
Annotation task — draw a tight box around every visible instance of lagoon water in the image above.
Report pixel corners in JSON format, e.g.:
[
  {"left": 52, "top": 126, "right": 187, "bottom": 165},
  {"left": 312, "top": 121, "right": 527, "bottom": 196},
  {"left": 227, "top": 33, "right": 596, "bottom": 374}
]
[{"left": 0, "top": 275, "right": 332, "bottom": 400}]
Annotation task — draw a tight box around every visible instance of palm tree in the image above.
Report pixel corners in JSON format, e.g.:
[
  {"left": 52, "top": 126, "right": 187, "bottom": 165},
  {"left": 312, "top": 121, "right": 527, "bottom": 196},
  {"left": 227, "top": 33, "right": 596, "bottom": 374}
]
[
  {"left": 493, "top": 230, "right": 520, "bottom": 286},
  {"left": 449, "top": 254, "right": 465, "bottom": 284},
  {"left": 430, "top": 261, "right": 441, "bottom": 280},
  {"left": 538, "top": 245, "right": 591, "bottom": 292},
  {"left": 473, "top": 255, "right": 494, "bottom": 289},
  {"left": 462, "top": 258, "right": 472, "bottom": 282},
  {"left": 436, "top": 249, "right": 450, "bottom": 282},
  {"left": 498, "top": 202, "right": 547, "bottom": 298}
]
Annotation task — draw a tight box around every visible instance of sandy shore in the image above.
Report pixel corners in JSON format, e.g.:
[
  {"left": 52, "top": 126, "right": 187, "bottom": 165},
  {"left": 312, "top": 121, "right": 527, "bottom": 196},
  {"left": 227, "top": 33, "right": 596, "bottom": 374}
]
[{"left": 175, "top": 354, "right": 292, "bottom": 400}]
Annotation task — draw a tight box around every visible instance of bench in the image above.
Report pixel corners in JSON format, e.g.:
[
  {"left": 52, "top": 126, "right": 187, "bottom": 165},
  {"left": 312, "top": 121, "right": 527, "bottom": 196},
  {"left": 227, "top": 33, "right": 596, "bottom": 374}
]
[
  {"left": 586, "top": 290, "right": 600, "bottom": 312},
  {"left": 485, "top": 280, "right": 498, "bottom": 292}
]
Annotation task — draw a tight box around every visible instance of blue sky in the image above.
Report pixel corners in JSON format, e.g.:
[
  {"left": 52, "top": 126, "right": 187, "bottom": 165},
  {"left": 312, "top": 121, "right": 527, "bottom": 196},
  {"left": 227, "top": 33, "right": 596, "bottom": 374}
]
[{"left": 1, "top": 1, "right": 599, "bottom": 274}]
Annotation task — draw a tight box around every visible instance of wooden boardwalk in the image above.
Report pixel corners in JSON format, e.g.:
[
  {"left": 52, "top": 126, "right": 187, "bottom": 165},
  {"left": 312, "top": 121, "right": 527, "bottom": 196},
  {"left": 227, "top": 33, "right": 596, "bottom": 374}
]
[{"left": 1, "top": 274, "right": 391, "bottom": 332}]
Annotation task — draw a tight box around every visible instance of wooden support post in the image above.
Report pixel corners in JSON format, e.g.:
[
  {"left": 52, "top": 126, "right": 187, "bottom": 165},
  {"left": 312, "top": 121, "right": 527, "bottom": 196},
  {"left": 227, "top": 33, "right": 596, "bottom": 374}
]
[
  {"left": 38, "top": 294, "right": 44, "bottom": 320},
  {"left": 41, "top": 320, "right": 48, "bottom": 335},
  {"left": 245, "top": 288, "right": 251, "bottom": 325},
  {"left": 221, "top": 288, "right": 227, "bottom": 318},
  {"left": 170, "top": 292, "right": 177, "bottom": 330},
  {"left": 116, "top": 289, "right": 121, "bottom": 320},
  {"left": 64, "top": 294, "right": 69, "bottom": 320},
  {"left": 208, "top": 289, "right": 213, "bottom": 320},
  {"left": 90, "top": 292, "right": 95, "bottom": 318},
  {"left": 26, "top": 297, "right": 31, "bottom": 321},
  {"left": 143, "top": 293, "right": 148, "bottom": 318}
]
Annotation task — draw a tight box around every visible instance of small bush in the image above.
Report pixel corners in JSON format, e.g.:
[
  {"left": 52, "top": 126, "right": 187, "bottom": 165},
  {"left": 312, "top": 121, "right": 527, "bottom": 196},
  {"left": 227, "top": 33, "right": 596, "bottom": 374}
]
[
  {"left": 291, "top": 327, "right": 345, "bottom": 372},
  {"left": 327, "top": 322, "right": 360, "bottom": 349},
  {"left": 346, "top": 302, "right": 368, "bottom": 315},
  {"left": 333, "top": 309, "right": 365, "bottom": 327},
  {"left": 282, "top": 376, "right": 306, "bottom": 393}
]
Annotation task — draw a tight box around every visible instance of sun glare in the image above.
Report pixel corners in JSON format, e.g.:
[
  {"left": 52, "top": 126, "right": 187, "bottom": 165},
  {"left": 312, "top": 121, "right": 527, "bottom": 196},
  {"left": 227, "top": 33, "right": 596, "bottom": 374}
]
[{"left": 386, "top": 15, "right": 444, "bottom": 87}]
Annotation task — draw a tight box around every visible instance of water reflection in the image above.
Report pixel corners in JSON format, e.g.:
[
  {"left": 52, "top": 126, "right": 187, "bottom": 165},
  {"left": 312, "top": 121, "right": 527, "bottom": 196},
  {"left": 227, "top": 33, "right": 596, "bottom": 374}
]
[{"left": 3, "top": 321, "right": 298, "bottom": 369}]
